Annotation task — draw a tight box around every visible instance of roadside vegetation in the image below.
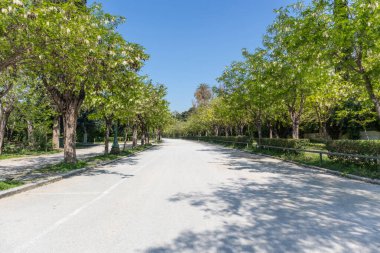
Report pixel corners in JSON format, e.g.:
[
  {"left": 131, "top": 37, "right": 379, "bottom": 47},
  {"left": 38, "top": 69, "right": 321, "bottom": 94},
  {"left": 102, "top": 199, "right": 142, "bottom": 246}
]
[
  {"left": 0, "top": 180, "right": 23, "bottom": 191},
  {"left": 165, "top": 0, "right": 380, "bottom": 179},
  {"left": 0, "top": 144, "right": 153, "bottom": 191},
  {"left": 0, "top": 0, "right": 171, "bottom": 163},
  {"left": 0, "top": 149, "right": 60, "bottom": 160},
  {"left": 35, "top": 144, "right": 152, "bottom": 174},
  {"left": 185, "top": 137, "right": 380, "bottom": 180},
  {"left": 167, "top": 1, "right": 380, "bottom": 141}
]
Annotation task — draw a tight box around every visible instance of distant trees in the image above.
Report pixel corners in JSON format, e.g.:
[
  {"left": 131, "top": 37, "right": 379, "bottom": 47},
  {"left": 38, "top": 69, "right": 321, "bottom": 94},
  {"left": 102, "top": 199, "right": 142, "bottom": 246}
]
[{"left": 167, "top": 0, "right": 380, "bottom": 140}]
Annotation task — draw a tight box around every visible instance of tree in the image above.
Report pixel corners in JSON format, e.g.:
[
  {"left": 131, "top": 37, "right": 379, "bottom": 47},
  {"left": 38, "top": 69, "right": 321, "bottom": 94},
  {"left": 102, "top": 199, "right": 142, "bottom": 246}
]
[
  {"left": 329, "top": 0, "right": 380, "bottom": 120},
  {"left": 0, "top": 73, "right": 28, "bottom": 154},
  {"left": 28, "top": 1, "right": 147, "bottom": 163},
  {"left": 194, "top": 83, "right": 212, "bottom": 107}
]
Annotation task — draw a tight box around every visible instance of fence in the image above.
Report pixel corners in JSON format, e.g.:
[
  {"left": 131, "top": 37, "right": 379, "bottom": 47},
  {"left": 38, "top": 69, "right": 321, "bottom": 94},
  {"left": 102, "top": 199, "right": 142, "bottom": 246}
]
[{"left": 183, "top": 137, "right": 380, "bottom": 166}]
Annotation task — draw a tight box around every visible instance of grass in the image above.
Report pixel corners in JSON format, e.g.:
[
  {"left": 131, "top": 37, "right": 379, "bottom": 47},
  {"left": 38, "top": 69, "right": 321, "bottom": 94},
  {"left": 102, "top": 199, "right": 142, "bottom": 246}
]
[
  {"left": 0, "top": 150, "right": 60, "bottom": 160},
  {"left": 35, "top": 144, "right": 152, "bottom": 175},
  {"left": 0, "top": 180, "right": 24, "bottom": 191},
  {"left": 249, "top": 147, "right": 380, "bottom": 180},
  {"left": 305, "top": 142, "right": 327, "bottom": 151},
  {"left": 199, "top": 140, "right": 380, "bottom": 180},
  {"left": 0, "top": 144, "right": 153, "bottom": 192}
]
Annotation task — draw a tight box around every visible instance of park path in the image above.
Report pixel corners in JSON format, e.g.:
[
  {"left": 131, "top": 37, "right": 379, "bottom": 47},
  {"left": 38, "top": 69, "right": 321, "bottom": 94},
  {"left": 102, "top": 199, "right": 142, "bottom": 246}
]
[
  {"left": 0, "top": 139, "right": 380, "bottom": 253},
  {"left": 0, "top": 145, "right": 108, "bottom": 180}
]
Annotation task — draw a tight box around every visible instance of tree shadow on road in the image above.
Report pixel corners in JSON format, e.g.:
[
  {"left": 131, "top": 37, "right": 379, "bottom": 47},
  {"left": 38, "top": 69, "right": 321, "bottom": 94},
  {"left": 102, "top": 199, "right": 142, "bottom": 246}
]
[{"left": 142, "top": 144, "right": 380, "bottom": 253}]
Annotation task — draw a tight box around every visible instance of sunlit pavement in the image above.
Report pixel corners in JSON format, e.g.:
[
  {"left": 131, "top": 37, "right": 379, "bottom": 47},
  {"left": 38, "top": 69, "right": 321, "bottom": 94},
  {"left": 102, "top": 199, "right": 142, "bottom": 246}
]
[{"left": 0, "top": 139, "right": 379, "bottom": 253}]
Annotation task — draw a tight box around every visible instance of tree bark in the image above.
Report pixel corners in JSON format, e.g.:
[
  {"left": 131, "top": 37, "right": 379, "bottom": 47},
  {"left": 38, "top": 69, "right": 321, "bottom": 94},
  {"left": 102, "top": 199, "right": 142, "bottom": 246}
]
[
  {"left": 288, "top": 93, "right": 305, "bottom": 140},
  {"left": 289, "top": 108, "right": 301, "bottom": 139},
  {"left": 52, "top": 116, "right": 60, "bottom": 150},
  {"left": 214, "top": 126, "right": 219, "bottom": 136},
  {"left": 256, "top": 121, "right": 262, "bottom": 140},
  {"left": 141, "top": 132, "right": 145, "bottom": 145},
  {"left": 157, "top": 129, "right": 162, "bottom": 142},
  {"left": 145, "top": 129, "right": 149, "bottom": 144},
  {"left": 123, "top": 125, "right": 128, "bottom": 151},
  {"left": 362, "top": 73, "right": 380, "bottom": 120},
  {"left": 268, "top": 123, "right": 273, "bottom": 139},
  {"left": 0, "top": 99, "right": 14, "bottom": 155},
  {"left": 132, "top": 124, "right": 138, "bottom": 147},
  {"left": 27, "top": 120, "right": 34, "bottom": 148},
  {"left": 62, "top": 101, "right": 81, "bottom": 163},
  {"left": 104, "top": 118, "right": 112, "bottom": 155},
  {"left": 0, "top": 110, "right": 11, "bottom": 155},
  {"left": 82, "top": 122, "right": 88, "bottom": 144},
  {"left": 291, "top": 118, "right": 300, "bottom": 139}
]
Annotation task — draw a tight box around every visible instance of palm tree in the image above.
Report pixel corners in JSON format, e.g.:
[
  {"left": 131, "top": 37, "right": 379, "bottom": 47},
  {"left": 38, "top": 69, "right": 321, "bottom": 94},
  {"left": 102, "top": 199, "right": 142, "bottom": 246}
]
[{"left": 194, "top": 83, "right": 212, "bottom": 107}]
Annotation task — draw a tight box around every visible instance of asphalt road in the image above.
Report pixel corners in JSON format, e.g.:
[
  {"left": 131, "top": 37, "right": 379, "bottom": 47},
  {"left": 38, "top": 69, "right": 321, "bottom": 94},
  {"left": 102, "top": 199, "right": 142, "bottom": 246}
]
[{"left": 0, "top": 139, "right": 380, "bottom": 253}]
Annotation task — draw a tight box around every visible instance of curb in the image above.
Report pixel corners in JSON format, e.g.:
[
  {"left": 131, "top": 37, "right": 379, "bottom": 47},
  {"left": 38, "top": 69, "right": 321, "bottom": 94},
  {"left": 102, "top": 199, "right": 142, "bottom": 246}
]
[
  {"left": 0, "top": 145, "right": 156, "bottom": 200},
  {"left": 253, "top": 152, "right": 380, "bottom": 185},
  {"left": 193, "top": 140, "right": 380, "bottom": 186}
]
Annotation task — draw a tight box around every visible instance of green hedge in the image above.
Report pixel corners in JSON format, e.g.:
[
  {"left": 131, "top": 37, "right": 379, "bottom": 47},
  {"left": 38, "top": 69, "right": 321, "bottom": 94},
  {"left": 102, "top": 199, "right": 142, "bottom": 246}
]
[
  {"left": 326, "top": 140, "right": 380, "bottom": 165},
  {"left": 184, "top": 136, "right": 252, "bottom": 144},
  {"left": 258, "top": 138, "right": 310, "bottom": 150}
]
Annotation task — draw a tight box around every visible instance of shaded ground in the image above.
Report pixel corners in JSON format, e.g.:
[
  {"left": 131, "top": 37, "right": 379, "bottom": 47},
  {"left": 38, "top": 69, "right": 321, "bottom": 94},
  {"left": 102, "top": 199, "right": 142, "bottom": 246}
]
[
  {"left": 0, "top": 144, "right": 130, "bottom": 180},
  {"left": 0, "top": 139, "right": 379, "bottom": 253}
]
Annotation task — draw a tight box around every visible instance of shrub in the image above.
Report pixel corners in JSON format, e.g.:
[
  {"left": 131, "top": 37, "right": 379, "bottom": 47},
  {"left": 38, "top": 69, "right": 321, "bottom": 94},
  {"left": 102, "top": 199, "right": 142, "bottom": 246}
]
[
  {"left": 185, "top": 136, "right": 252, "bottom": 145},
  {"left": 326, "top": 140, "right": 380, "bottom": 166},
  {"left": 257, "top": 138, "right": 310, "bottom": 150}
]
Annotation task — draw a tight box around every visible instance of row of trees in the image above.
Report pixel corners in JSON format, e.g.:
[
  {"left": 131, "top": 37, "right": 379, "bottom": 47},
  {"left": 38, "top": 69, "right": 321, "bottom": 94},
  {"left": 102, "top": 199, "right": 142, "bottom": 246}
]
[
  {"left": 167, "top": 0, "right": 380, "bottom": 140},
  {"left": 0, "top": 0, "right": 170, "bottom": 163}
]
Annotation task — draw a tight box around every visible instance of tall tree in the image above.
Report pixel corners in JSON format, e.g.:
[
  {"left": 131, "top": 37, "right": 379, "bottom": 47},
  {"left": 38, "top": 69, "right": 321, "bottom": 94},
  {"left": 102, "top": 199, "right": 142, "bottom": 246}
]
[{"left": 194, "top": 83, "right": 212, "bottom": 107}]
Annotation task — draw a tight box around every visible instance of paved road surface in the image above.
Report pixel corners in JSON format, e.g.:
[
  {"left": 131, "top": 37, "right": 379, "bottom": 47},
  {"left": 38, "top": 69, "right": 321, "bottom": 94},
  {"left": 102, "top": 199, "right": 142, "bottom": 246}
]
[
  {"left": 0, "top": 145, "right": 107, "bottom": 180},
  {"left": 0, "top": 139, "right": 379, "bottom": 253}
]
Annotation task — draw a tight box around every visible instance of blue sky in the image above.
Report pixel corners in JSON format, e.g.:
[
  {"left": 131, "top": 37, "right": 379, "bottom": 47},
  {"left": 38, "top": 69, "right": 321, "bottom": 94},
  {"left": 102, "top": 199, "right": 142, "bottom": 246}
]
[{"left": 88, "top": 0, "right": 300, "bottom": 112}]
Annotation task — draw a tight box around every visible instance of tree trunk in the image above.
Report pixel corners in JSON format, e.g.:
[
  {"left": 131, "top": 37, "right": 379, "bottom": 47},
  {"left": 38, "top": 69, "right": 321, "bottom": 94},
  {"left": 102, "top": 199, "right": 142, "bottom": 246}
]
[
  {"left": 123, "top": 126, "right": 128, "bottom": 151},
  {"left": 7, "top": 121, "right": 15, "bottom": 142},
  {"left": 104, "top": 118, "right": 112, "bottom": 155},
  {"left": 82, "top": 123, "right": 88, "bottom": 144},
  {"left": 225, "top": 127, "right": 229, "bottom": 137},
  {"left": 62, "top": 101, "right": 81, "bottom": 163},
  {"left": 0, "top": 110, "right": 10, "bottom": 155},
  {"left": 0, "top": 101, "right": 14, "bottom": 155},
  {"left": 292, "top": 121, "right": 300, "bottom": 139},
  {"left": 27, "top": 120, "right": 34, "bottom": 148},
  {"left": 255, "top": 116, "right": 262, "bottom": 140},
  {"left": 290, "top": 110, "right": 301, "bottom": 139},
  {"left": 288, "top": 95, "right": 305, "bottom": 140},
  {"left": 214, "top": 126, "right": 219, "bottom": 136},
  {"left": 132, "top": 125, "right": 138, "bottom": 147},
  {"left": 157, "top": 129, "right": 162, "bottom": 141},
  {"left": 52, "top": 116, "right": 60, "bottom": 150},
  {"left": 362, "top": 73, "right": 380, "bottom": 120},
  {"left": 141, "top": 131, "right": 145, "bottom": 145},
  {"left": 268, "top": 123, "right": 273, "bottom": 139},
  {"left": 322, "top": 122, "right": 328, "bottom": 139},
  {"left": 145, "top": 129, "right": 149, "bottom": 144},
  {"left": 256, "top": 123, "right": 262, "bottom": 140}
]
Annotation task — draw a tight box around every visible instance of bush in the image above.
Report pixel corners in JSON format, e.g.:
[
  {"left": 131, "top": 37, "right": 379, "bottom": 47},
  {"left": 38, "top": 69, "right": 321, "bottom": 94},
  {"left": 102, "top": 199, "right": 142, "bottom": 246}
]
[
  {"left": 185, "top": 136, "right": 252, "bottom": 144},
  {"left": 326, "top": 140, "right": 380, "bottom": 166},
  {"left": 258, "top": 138, "right": 310, "bottom": 151}
]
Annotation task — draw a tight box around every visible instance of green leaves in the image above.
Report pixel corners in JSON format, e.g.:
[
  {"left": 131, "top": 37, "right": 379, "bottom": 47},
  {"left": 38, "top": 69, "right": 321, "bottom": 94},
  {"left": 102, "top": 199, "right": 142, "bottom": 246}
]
[{"left": 174, "top": 0, "right": 380, "bottom": 139}]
